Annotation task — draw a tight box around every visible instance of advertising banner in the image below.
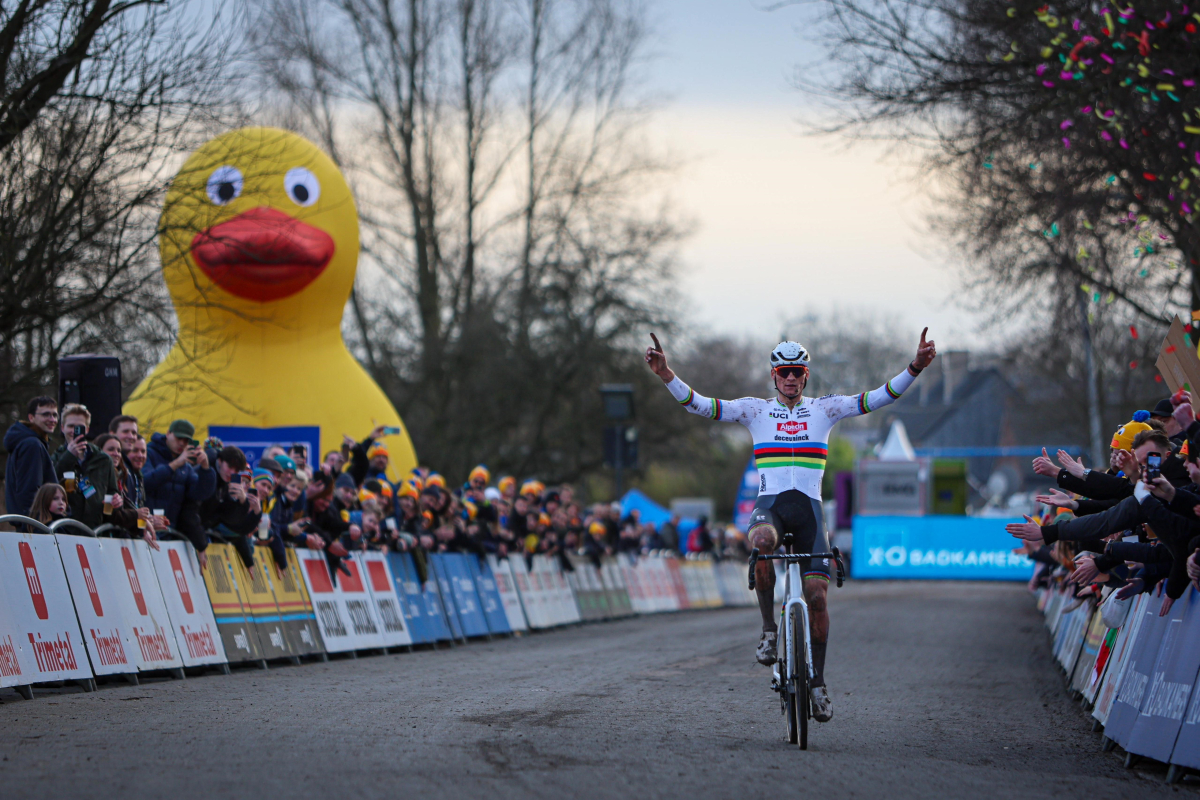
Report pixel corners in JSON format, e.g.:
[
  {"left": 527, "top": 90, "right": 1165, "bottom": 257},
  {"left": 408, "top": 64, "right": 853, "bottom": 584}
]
[
  {"left": 229, "top": 554, "right": 295, "bottom": 659},
  {"left": 1125, "top": 587, "right": 1200, "bottom": 763},
  {"left": 200, "top": 543, "right": 264, "bottom": 663},
  {"left": 358, "top": 552, "right": 413, "bottom": 648},
  {"left": 54, "top": 535, "right": 139, "bottom": 677},
  {"left": 566, "top": 555, "right": 609, "bottom": 621},
  {"left": 386, "top": 553, "right": 435, "bottom": 644},
  {"left": 1095, "top": 593, "right": 1149, "bottom": 726},
  {"left": 599, "top": 557, "right": 635, "bottom": 618},
  {"left": 851, "top": 516, "right": 1035, "bottom": 581},
  {"left": 466, "top": 556, "right": 512, "bottom": 635},
  {"left": 208, "top": 425, "right": 321, "bottom": 473},
  {"left": 436, "top": 554, "right": 489, "bottom": 638},
  {"left": 1105, "top": 588, "right": 1173, "bottom": 749},
  {"left": 486, "top": 555, "right": 529, "bottom": 633},
  {"left": 100, "top": 539, "right": 184, "bottom": 672},
  {"left": 429, "top": 555, "right": 466, "bottom": 640},
  {"left": 508, "top": 556, "right": 547, "bottom": 629},
  {"left": 275, "top": 548, "right": 325, "bottom": 656},
  {"left": 0, "top": 531, "right": 92, "bottom": 684},
  {"left": 147, "top": 542, "right": 226, "bottom": 667},
  {"left": 295, "top": 549, "right": 385, "bottom": 652}
]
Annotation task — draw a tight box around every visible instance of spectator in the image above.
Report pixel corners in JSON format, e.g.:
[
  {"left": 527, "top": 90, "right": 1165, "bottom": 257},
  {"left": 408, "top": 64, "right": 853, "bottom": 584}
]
[
  {"left": 687, "top": 516, "right": 714, "bottom": 554},
  {"left": 200, "top": 445, "right": 262, "bottom": 567},
  {"left": 93, "top": 433, "right": 145, "bottom": 537},
  {"left": 144, "top": 419, "right": 217, "bottom": 561},
  {"left": 109, "top": 414, "right": 140, "bottom": 450},
  {"left": 29, "top": 483, "right": 68, "bottom": 526},
  {"left": 289, "top": 443, "right": 313, "bottom": 482},
  {"left": 53, "top": 403, "right": 120, "bottom": 529},
  {"left": 323, "top": 449, "right": 346, "bottom": 474},
  {"left": 345, "top": 426, "right": 388, "bottom": 486},
  {"left": 4, "top": 396, "right": 60, "bottom": 518},
  {"left": 659, "top": 514, "right": 680, "bottom": 552}
]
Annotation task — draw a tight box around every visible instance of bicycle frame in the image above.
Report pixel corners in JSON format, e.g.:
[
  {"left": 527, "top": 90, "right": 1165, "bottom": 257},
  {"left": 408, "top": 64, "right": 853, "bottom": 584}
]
[{"left": 781, "top": 561, "right": 813, "bottom": 684}]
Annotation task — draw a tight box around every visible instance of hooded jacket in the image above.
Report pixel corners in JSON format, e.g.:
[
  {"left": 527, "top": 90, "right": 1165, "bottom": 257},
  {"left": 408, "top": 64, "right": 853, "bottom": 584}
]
[
  {"left": 3, "top": 422, "right": 58, "bottom": 519},
  {"left": 143, "top": 432, "right": 217, "bottom": 525},
  {"left": 52, "top": 441, "right": 119, "bottom": 530}
]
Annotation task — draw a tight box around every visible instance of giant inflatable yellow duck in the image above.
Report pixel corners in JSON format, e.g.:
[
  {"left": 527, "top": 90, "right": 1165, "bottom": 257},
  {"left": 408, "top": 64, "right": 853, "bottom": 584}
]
[{"left": 125, "top": 127, "right": 416, "bottom": 479}]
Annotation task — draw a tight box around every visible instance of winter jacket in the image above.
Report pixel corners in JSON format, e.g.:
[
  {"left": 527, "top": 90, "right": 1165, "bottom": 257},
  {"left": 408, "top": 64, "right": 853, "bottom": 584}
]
[
  {"left": 3, "top": 422, "right": 57, "bottom": 518},
  {"left": 143, "top": 432, "right": 217, "bottom": 525},
  {"left": 200, "top": 475, "right": 263, "bottom": 538},
  {"left": 52, "top": 442, "right": 119, "bottom": 530}
]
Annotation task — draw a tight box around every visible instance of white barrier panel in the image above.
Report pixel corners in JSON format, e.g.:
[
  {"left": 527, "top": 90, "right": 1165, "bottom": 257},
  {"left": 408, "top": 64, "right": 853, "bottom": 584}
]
[
  {"left": 358, "top": 552, "right": 413, "bottom": 648},
  {"left": 537, "top": 555, "right": 581, "bottom": 625},
  {"left": 1094, "top": 592, "right": 1150, "bottom": 726},
  {"left": 487, "top": 556, "right": 529, "bottom": 632},
  {"left": 619, "top": 557, "right": 651, "bottom": 614},
  {"left": 101, "top": 539, "right": 185, "bottom": 671},
  {"left": 296, "top": 549, "right": 384, "bottom": 651},
  {"left": 511, "top": 556, "right": 549, "bottom": 629},
  {"left": 0, "top": 531, "right": 92, "bottom": 683},
  {"left": 148, "top": 542, "right": 227, "bottom": 667},
  {"left": 55, "top": 535, "right": 139, "bottom": 676}
]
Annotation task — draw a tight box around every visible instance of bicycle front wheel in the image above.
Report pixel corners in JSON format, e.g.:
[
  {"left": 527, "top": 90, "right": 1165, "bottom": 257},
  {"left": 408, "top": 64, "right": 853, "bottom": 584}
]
[
  {"left": 785, "top": 683, "right": 798, "bottom": 744},
  {"left": 794, "top": 612, "right": 808, "bottom": 750}
]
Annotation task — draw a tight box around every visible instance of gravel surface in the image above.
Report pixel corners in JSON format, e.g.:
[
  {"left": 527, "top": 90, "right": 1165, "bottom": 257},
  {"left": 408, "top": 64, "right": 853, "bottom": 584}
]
[{"left": 0, "top": 580, "right": 1187, "bottom": 798}]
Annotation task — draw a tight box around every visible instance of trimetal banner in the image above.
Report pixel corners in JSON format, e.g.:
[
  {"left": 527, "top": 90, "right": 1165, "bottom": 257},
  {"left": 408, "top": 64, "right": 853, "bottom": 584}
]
[
  {"left": 55, "top": 535, "right": 140, "bottom": 676},
  {"left": 148, "top": 542, "right": 226, "bottom": 667},
  {"left": 99, "top": 539, "right": 184, "bottom": 672},
  {"left": 0, "top": 531, "right": 92, "bottom": 684},
  {"left": 851, "top": 516, "right": 1035, "bottom": 581}
]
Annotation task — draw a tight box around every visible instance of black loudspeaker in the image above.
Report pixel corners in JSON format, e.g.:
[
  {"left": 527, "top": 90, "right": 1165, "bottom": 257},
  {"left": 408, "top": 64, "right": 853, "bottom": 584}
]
[{"left": 58, "top": 355, "right": 123, "bottom": 439}]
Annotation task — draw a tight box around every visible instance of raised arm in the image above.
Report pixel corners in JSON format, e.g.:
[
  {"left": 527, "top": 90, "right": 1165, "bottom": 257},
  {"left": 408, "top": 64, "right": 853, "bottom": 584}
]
[
  {"left": 826, "top": 328, "right": 938, "bottom": 421},
  {"left": 645, "top": 333, "right": 752, "bottom": 423}
]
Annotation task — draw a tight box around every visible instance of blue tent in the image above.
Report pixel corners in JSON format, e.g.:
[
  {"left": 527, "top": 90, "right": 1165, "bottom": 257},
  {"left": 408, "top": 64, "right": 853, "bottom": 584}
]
[{"left": 618, "top": 488, "right": 697, "bottom": 552}]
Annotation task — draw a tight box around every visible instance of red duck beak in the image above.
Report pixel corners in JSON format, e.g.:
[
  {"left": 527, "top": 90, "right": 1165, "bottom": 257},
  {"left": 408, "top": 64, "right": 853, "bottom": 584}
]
[{"left": 190, "top": 207, "right": 335, "bottom": 302}]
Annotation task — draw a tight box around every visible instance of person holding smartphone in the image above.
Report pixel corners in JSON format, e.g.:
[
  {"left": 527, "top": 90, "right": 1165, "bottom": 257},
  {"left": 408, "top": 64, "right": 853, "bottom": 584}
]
[
  {"left": 200, "top": 445, "right": 263, "bottom": 569},
  {"left": 51, "top": 403, "right": 120, "bottom": 529},
  {"left": 144, "top": 419, "right": 217, "bottom": 563}
]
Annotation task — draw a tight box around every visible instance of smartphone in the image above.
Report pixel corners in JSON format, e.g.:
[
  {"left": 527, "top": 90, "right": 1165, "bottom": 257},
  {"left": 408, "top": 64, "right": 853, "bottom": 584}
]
[
  {"left": 1146, "top": 453, "right": 1162, "bottom": 481},
  {"left": 72, "top": 424, "right": 86, "bottom": 439},
  {"left": 382, "top": 426, "right": 401, "bottom": 435}
]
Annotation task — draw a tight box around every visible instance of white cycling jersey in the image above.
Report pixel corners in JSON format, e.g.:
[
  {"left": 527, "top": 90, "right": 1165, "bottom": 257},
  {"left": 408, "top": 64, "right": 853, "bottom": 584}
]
[{"left": 664, "top": 367, "right": 918, "bottom": 498}]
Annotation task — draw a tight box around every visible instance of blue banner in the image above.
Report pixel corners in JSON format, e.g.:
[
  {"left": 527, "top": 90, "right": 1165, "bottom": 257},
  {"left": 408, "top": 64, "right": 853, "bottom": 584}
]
[
  {"left": 207, "top": 425, "right": 320, "bottom": 471},
  {"left": 1105, "top": 590, "right": 1173, "bottom": 749},
  {"left": 466, "top": 556, "right": 512, "bottom": 635},
  {"left": 851, "top": 516, "right": 1034, "bottom": 581},
  {"left": 428, "top": 555, "right": 465, "bottom": 641},
  {"left": 1127, "top": 587, "right": 1200, "bottom": 763},
  {"left": 733, "top": 456, "right": 758, "bottom": 533},
  {"left": 440, "top": 554, "right": 490, "bottom": 638}
]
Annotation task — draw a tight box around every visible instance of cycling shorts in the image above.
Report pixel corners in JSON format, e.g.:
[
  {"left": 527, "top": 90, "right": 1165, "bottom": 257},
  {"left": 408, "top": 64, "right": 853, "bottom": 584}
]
[{"left": 747, "top": 489, "right": 831, "bottom": 581}]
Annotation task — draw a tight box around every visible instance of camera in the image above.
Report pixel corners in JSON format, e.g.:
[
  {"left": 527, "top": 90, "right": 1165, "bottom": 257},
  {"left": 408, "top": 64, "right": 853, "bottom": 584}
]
[
  {"left": 382, "top": 426, "right": 401, "bottom": 435},
  {"left": 1146, "top": 453, "right": 1162, "bottom": 481},
  {"left": 72, "top": 424, "right": 86, "bottom": 439}
]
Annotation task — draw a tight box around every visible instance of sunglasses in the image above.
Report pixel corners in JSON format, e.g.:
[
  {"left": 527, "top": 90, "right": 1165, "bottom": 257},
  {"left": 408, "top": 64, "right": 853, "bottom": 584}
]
[{"left": 773, "top": 366, "right": 807, "bottom": 379}]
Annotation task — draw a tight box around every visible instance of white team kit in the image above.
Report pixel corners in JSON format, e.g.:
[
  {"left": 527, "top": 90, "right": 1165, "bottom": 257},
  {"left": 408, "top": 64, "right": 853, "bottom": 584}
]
[{"left": 663, "top": 367, "right": 917, "bottom": 498}]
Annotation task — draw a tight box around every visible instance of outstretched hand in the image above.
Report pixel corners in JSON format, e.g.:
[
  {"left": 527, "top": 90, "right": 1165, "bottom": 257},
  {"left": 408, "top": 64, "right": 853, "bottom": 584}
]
[
  {"left": 644, "top": 333, "right": 674, "bottom": 382},
  {"left": 913, "top": 327, "right": 937, "bottom": 371}
]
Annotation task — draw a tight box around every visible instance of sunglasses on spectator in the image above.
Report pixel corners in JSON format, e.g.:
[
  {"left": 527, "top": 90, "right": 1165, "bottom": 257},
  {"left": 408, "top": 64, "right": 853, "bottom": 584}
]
[{"left": 773, "top": 366, "right": 807, "bottom": 379}]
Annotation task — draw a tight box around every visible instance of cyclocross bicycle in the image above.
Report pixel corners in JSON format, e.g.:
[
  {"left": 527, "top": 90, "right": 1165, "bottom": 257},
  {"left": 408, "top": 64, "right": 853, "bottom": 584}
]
[{"left": 748, "top": 544, "right": 845, "bottom": 750}]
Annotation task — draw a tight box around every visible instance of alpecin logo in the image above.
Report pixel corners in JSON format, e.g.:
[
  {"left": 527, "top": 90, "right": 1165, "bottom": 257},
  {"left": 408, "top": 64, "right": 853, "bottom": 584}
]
[
  {"left": 0, "top": 635, "right": 22, "bottom": 677},
  {"left": 133, "top": 625, "right": 174, "bottom": 662},
  {"left": 179, "top": 625, "right": 218, "bottom": 659},
  {"left": 89, "top": 628, "right": 128, "bottom": 667},
  {"left": 19, "top": 541, "right": 48, "bottom": 620},
  {"left": 169, "top": 549, "right": 195, "bottom": 614},
  {"left": 777, "top": 421, "right": 807, "bottom": 435},
  {"left": 28, "top": 631, "right": 78, "bottom": 673}
]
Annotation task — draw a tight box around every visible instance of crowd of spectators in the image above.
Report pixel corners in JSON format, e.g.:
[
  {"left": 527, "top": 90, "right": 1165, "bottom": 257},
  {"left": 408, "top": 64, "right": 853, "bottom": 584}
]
[
  {"left": 1006, "top": 390, "right": 1200, "bottom": 616},
  {"left": 2, "top": 398, "right": 746, "bottom": 582}
]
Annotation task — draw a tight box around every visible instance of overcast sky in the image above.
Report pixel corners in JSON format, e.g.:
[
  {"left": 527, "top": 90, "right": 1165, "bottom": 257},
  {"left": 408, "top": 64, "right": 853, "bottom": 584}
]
[{"left": 644, "top": 0, "right": 987, "bottom": 352}]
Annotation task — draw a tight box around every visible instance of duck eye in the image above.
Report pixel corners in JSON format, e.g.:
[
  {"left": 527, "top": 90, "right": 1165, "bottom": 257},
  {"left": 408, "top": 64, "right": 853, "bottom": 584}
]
[
  {"left": 284, "top": 167, "right": 320, "bottom": 207},
  {"left": 205, "top": 166, "right": 243, "bottom": 205}
]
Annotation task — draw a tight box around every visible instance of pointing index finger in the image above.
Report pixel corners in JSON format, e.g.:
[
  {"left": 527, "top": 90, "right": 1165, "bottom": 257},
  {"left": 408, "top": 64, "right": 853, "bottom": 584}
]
[
  {"left": 650, "top": 332, "right": 663, "bottom": 352},
  {"left": 919, "top": 327, "right": 928, "bottom": 346}
]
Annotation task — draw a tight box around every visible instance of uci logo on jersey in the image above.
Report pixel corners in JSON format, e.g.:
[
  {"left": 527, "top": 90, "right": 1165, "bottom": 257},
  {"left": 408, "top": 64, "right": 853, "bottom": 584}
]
[
  {"left": 777, "top": 421, "right": 806, "bottom": 435},
  {"left": 769, "top": 411, "right": 787, "bottom": 419}
]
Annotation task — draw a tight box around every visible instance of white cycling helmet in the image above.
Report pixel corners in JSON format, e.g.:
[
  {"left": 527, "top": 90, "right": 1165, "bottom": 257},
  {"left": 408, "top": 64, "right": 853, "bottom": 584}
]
[{"left": 770, "top": 341, "right": 810, "bottom": 370}]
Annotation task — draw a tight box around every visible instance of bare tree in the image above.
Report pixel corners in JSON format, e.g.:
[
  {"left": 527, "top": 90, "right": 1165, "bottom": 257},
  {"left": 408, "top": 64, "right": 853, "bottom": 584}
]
[{"left": 254, "top": 0, "right": 681, "bottom": 483}]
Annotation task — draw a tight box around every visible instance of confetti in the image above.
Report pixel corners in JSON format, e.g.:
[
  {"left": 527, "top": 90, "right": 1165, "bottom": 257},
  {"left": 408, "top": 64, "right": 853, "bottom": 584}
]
[{"left": 1131, "top": 324, "right": 1140, "bottom": 338}]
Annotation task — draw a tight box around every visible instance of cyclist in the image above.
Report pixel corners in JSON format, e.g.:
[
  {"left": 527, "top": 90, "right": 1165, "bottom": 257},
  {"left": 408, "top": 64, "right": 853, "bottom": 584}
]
[{"left": 644, "top": 329, "right": 936, "bottom": 723}]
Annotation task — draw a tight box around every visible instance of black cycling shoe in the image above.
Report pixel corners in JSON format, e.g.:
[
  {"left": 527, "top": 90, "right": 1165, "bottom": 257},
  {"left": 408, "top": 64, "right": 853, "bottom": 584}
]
[{"left": 756, "top": 631, "right": 778, "bottom": 666}]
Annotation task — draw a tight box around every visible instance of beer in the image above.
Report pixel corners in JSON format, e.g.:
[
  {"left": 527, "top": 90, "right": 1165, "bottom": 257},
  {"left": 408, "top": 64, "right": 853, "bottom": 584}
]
[
  {"left": 103, "top": 494, "right": 113, "bottom": 516},
  {"left": 137, "top": 517, "right": 146, "bottom": 530},
  {"left": 63, "top": 472, "right": 76, "bottom": 493}
]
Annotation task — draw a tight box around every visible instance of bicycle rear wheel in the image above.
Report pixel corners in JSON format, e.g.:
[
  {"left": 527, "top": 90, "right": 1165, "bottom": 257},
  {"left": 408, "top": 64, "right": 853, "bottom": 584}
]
[{"left": 794, "top": 612, "right": 808, "bottom": 750}]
